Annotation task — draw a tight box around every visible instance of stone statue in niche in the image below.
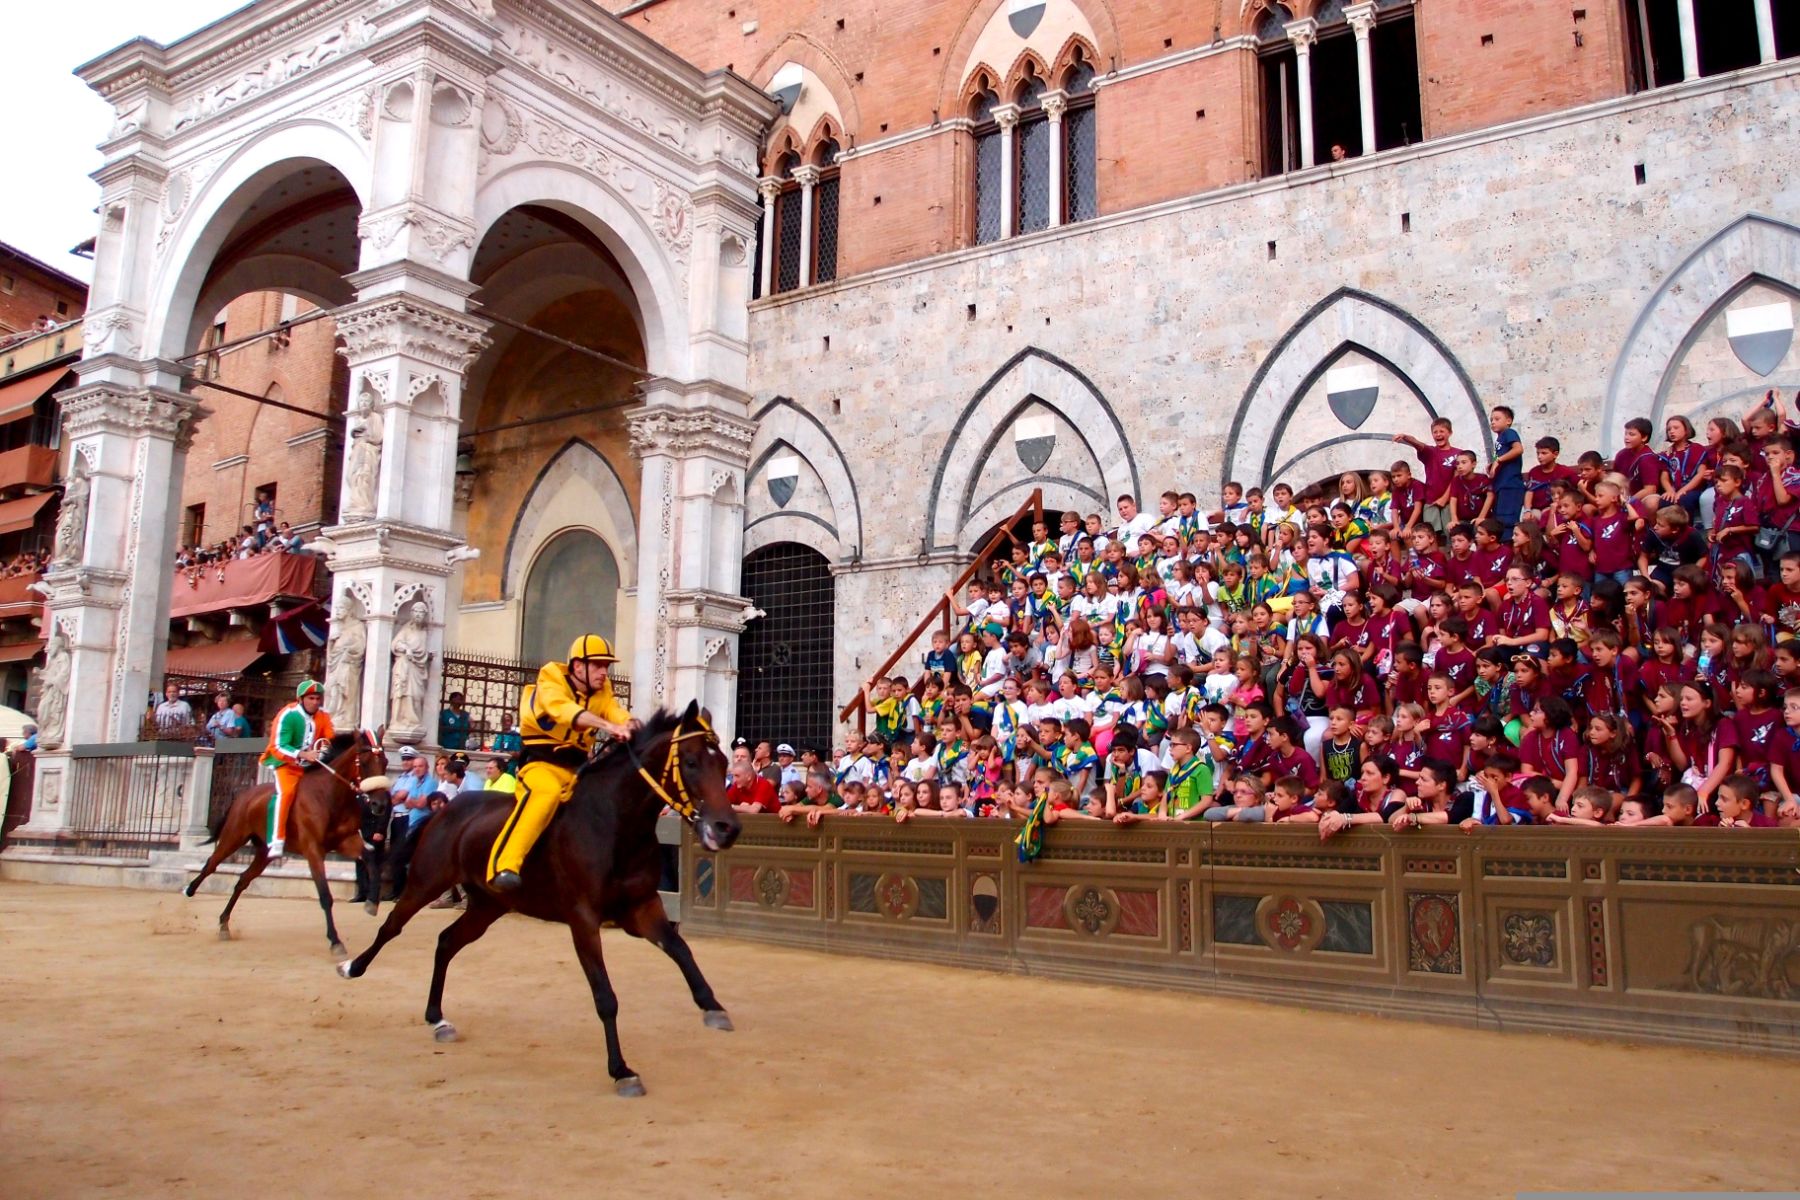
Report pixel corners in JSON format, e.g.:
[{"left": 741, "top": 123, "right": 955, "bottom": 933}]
[
  {"left": 52, "top": 457, "right": 91, "bottom": 566},
  {"left": 36, "top": 624, "right": 72, "bottom": 749},
  {"left": 323, "top": 594, "right": 367, "bottom": 728},
  {"left": 344, "top": 401, "right": 384, "bottom": 519},
  {"left": 388, "top": 601, "right": 432, "bottom": 738}
]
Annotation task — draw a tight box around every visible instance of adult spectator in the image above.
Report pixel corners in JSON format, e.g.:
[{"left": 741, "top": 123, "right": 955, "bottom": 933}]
[
  {"left": 450, "top": 753, "right": 486, "bottom": 796},
  {"left": 482, "top": 757, "right": 517, "bottom": 796},
  {"left": 438, "top": 691, "right": 471, "bottom": 750},
  {"left": 204, "top": 693, "right": 250, "bottom": 743},
  {"left": 20, "top": 724, "right": 37, "bottom": 753},
  {"left": 775, "top": 743, "right": 804, "bottom": 787},
  {"left": 491, "top": 715, "right": 522, "bottom": 757},
  {"left": 385, "top": 747, "right": 438, "bottom": 898},
  {"left": 726, "top": 758, "right": 779, "bottom": 813},
  {"left": 752, "top": 740, "right": 780, "bottom": 786},
  {"left": 153, "top": 682, "right": 195, "bottom": 735}
]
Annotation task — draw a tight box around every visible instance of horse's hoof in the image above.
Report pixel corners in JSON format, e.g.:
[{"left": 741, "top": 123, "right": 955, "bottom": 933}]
[
  {"left": 330, "top": 942, "right": 348, "bottom": 961},
  {"left": 363, "top": 901, "right": 378, "bottom": 917},
  {"left": 614, "top": 1075, "right": 646, "bottom": 1098},
  {"left": 432, "top": 1020, "right": 458, "bottom": 1043},
  {"left": 182, "top": 883, "right": 197, "bottom": 898},
  {"left": 703, "top": 1010, "right": 734, "bottom": 1032},
  {"left": 335, "top": 961, "right": 355, "bottom": 979},
  {"left": 217, "top": 927, "right": 232, "bottom": 942}
]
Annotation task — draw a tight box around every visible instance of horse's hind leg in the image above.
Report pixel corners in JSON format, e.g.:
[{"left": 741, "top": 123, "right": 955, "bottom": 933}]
[
  {"left": 624, "top": 895, "right": 731, "bottom": 1031},
  {"left": 567, "top": 909, "right": 641, "bottom": 1096},
  {"left": 217, "top": 843, "right": 271, "bottom": 940},
  {"left": 184, "top": 836, "right": 238, "bottom": 899},
  {"left": 423, "top": 896, "right": 504, "bottom": 1043}
]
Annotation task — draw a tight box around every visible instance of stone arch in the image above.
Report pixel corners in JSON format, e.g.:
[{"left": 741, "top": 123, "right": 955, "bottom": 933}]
[
  {"left": 1223, "top": 288, "right": 1491, "bottom": 491},
  {"left": 190, "top": 255, "right": 355, "bottom": 342},
  {"left": 926, "top": 346, "right": 1139, "bottom": 551},
  {"left": 520, "top": 528, "right": 622, "bottom": 666},
  {"left": 473, "top": 160, "right": 687, "bottom": 380},
  {"left": 1604, "top": 214, "right": 1800, "bottom": 453},
  {"left": 1004, "top": 50, "right": 1054, "bottom": 97},
  {"left": 146, "top": 120, "right": 371, "bottom": 362},
  {"left": 502, "top": 438, "right": 638, "bottom": 602},
  {"left": 939, "top": 0, "right": 1119, "bottom": 118},
  {"left": 744, "top": 397, "right": 863, "bottom": 561}
]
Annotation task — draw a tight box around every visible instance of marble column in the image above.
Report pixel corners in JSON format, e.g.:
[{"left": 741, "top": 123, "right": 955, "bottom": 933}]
[
  {"left": 1347, "top": 3, "right": 1379, "bottom": 156},
  {"left": 1676, "top": 0, "right": 1700, "bottom": 81},
  {"left": 793, "top": 164, "right": 820, "bottom": 288},
  {"left": 993, "top": 104, "right": 1021, "bottom": 237},
  {"left": 1043, "top": 90, "right": 1068, "bottom": 228},
  {"left": 1287, "top": 19, "right": 1319, "bottom": 169},
  {"left": 757, "top": 177, "right": 781, "bottom": 295}
]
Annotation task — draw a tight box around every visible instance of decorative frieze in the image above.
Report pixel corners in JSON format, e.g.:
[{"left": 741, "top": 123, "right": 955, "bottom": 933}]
[
  {"left": 333, "top": 296, "right": 490, "bottom": 371},
  {"left": 171, "top": 13, "right": 380, "bottom": 131},
  {"left": 626, "top": 408, "right": 755, "bottom": 462}
]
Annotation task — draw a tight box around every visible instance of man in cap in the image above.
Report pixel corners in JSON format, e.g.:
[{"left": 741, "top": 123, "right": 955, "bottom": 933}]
[
  {"left": 776, "top": 743, "right": 803, "bottom": 788},
  {"left": 259, "top": 679, "right": 334, "bottom": 862},
  {"left": 487, "top": 633, "right": 638, "bottom": 890}
]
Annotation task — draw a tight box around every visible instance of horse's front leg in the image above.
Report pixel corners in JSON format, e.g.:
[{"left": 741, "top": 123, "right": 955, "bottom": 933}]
[
  {"left": 567, "top": 909, "right": 640, "bottom": 1096},
  {"left": 303, "top": 847, "right": 345, "bottom": 959},
  {"left": 623, "top": 894, "right": 731, "bottom": 1031}
]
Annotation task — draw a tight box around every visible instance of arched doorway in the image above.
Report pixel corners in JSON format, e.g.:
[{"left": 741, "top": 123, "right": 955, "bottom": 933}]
[
  {"left": 735, "top": 543, "right": 835, "bottom": 754},
  {"left": 520, "top": 530, "right": 620, "bottom": 667}
]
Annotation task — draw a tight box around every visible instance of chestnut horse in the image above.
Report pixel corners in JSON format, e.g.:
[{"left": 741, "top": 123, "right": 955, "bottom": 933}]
[
  {"left": 337, "top": 702, "right": 740, "bottom": 1097},
  {"left": 185, "top": 730, "right": 393, "bottom": 958}
]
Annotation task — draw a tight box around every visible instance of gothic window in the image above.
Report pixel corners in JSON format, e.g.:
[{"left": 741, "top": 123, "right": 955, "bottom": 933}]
[
  {"left": 1624, "top": 0, "right": 1789, "bottom": 89},
  {"left": 813, "top": 138, "right": 841, "bottom": 285},
  {"left": 773, "top": 151, "right": 803, "bottom": 294},
  {"left": 971, "top": 83, "right": 1003, "bottom": 245},
  {"left": 1258, "top": 1, "right": 1420, "bottom": 177},
  {"left": 521, "top": 530, "right": 620, "bottom": 669},
  {"left": 735, "top": 543, "right": 836, "bottom": 754},
  {"left": 1015, "top": 69, "right": 1051, "bottom": 235},
  {"left": 1062, "top": 53, "right": 1098, "bottom": 224}
]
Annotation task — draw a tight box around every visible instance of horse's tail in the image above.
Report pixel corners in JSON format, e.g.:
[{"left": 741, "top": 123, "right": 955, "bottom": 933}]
[{"left": 202, "top": 795, "right": 230, "bottom": 845}]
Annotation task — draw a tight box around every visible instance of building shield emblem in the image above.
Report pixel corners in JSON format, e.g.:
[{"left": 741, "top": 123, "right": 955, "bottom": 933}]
[
  {"left": 1325, "top": 363, "right": 1380, "bottom": 430},
  {"left": 1007, "top": 0, "right": 1046, "bottom": 37},
  {"left": 766, "top": 453, "right": 799, "bottom": 508},
  {"left": 1013, "top": 414, "right": 1055, "bottom": 473},
  {"left": 1726, "top": 301, "right": 1794, "bottom": 377}
]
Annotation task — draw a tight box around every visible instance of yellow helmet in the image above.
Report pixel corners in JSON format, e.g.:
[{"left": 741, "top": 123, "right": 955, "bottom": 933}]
[{"left": 567, "top": 634, "right": 617, "bottom": 664}]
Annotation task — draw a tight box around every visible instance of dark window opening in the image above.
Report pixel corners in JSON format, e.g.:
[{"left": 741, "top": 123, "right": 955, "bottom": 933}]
[
  {"left": 773, "top": 151, "right": 802, "bottom": 294},
  {"left": 974, "top": 127, "right": 1003, "bottom": 244},
  {"left": 1062, "top": 56, "right": 1098, "bottom": 224},
  {"left": 1017, "top": 113, "right": 1052, "bottom": 234},
  {"left": 1778, "top": 0, "right": 1800, "bottom": 58},
  {"left": 1624, "top": 0, "right": 1685, "bottom": 89},
  {"left": 735, "top": 543, "right": 836, "bottom": 754},
  {"left": 1311, "top": 29, "right": 1363, "bottom": 161},
  {"left": 814, "top": 173, "right": 840, "bottom": 284},
  {"left": 182, "top": 503, "right": 206, "bottom": 548},
  {"left": 1698, "top": 0, "right": 1762, "bottom": 75},
  {"left": 1371, "top": 13, "right": 1422, "bottom": 151},
  {"left": 1260, "top": 46, "right": 1302, "bottom": 176},
  {"left": 751, "top": 195, "right": 765, "bottom": 300}
]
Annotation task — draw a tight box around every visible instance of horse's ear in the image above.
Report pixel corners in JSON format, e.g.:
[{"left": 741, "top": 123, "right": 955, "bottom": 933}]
[{"left": 682, "top": 698, "right": 700, "bottom": 723}]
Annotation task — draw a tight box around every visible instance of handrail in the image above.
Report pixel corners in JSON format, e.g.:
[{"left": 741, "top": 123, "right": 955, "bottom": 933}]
[{"left": 839, "top": 488, "right": 1042, "bottom": 731}]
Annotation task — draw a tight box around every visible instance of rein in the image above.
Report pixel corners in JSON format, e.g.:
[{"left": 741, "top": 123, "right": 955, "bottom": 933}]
[
  {"left": 620, "top": 717, "right": 718, "bottom": 822},
  {"left": 310, "top": 732, "right": 388, "bottom": 796}
]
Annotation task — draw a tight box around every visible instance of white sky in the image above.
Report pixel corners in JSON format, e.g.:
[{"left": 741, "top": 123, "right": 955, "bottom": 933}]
[{"left": 1, "top": 1, "right": 239, "bottom": 282}]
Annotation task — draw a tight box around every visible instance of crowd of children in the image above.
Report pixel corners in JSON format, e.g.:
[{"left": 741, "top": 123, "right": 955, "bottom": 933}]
[{"left": 775, "top": 392, "right": 1800, "bottom": 851}]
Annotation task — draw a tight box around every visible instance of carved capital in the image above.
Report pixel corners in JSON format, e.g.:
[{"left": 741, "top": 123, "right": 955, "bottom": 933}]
[
  {"left": 1345, "top": 2, "right": 1379, "bottom": 37},
  {"left": 991, "top": 103, "right": 1022, "bottom": 131},
  {"left": 1041, "top": 90, "right": 1069, "bottom": 121},
  {"left": 334, "top": 296, "right": 490, "bottom": 372},
  {"left": 757, "top": 176, "right": 784, "bottom": 202},
  {"left": 791, "top": 164, "right": 822, "bottom": 188},
  {"left": 1285, "top": 18, "right": 1319, "bottom": 52},
  {"left": 58, "top": 385, "right": 205, "bottom": 445},
  {"left": 627, "top": 408, "right": 755, "bottom": 465}
]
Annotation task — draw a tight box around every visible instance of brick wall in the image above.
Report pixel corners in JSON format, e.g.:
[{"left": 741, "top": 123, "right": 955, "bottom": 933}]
[
  {"left": 178, "top": 292, "right": 346, "bottom": 549},
  {"left": 0, "top": 258, "right": 85, "bottom": 335},
  {"left": 618, "top": 0, "right": 1639, "bottom": 278}
]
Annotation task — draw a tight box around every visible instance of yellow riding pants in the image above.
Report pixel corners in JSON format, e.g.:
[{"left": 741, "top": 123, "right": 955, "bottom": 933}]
[{"left": 486, "top": 760, "right": 576, "bottom": 881}]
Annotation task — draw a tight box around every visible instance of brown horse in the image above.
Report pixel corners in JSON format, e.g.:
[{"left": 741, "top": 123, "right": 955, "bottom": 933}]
[
  {"left": 337, "top": 702, "right": 740, "bottom": 1097},
  {"left": 185, "top": 730, "right": 393, "bottom": 958}
]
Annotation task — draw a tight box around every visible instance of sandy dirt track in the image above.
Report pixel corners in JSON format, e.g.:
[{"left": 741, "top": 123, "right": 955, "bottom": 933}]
[{"left": 0, "top": 880, "right": 1792, "bottom": 1199}]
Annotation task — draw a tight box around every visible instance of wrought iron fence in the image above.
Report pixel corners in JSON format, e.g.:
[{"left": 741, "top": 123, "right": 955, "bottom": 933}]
[
  {"left": 208, "top": 737, "right": 267, "bottom": 833},
  {"left": 143, "top": 671, "right": 289, "bottom": 742},
  {"left": 440, "top": 649, "right": 631, "bottom": 752},
  {"left": 58, "top": 743, "right": 192, "bottom": 859}
]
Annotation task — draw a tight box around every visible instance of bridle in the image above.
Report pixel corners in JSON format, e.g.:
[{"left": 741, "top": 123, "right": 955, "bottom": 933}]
[
  {"left": 621, "top": 715, "right": 720, "bottom": 823},
  {"left": 309, "top": 729, "right": 386, "bottom": 797}
]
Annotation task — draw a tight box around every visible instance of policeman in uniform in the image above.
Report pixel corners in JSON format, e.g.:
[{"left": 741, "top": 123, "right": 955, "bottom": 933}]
[{"left": 487, "top": 634, "right": 637, "bottom": 890}]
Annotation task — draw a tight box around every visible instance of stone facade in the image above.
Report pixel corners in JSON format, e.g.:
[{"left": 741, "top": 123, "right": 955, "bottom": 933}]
[{"left": 739, "top": 65, "right": 1800, "bottom": 713}]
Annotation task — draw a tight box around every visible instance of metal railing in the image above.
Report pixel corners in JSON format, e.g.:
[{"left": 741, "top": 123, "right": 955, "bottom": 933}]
[
  {"left": 58, "top": 742, "right": 193, "bottom": 859},
  {"left": 208, "top": 737, "right": 268, "bottom": 832}
]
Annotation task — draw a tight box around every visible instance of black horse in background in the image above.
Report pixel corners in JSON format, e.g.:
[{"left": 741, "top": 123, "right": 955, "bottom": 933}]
[{"left": 337, "top": 701, "right": 741, "bottom": 1096}]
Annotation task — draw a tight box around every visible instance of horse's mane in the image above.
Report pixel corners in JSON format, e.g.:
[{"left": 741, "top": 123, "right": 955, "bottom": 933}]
[
  {"left": 578, "top": 709, "right": 686, "bottom": 779},
  {"left": 322, "top": 731, "right": 365, "bottom": 762}
]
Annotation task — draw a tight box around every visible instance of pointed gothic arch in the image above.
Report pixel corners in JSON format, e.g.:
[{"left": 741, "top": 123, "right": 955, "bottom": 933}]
[
  {"left": 744, "top": 397, "right": 863, "bottom": 561},
  {"left": 501, "top": 438, "right": 637, "bottom": 602},
  {"left": 1223, "top": 288, "right": 1491, "bottom": 490},
  {"left": 1603, "top": 214, "right": 1800, "bottom": 453},
  {"left": 926, "top": 346, "right": 1139, "bottom": 551}
]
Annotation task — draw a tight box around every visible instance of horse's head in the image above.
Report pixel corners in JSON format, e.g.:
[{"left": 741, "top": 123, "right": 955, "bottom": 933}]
[
  {"left": 639, "top": 700, "right": 739, "bottom": 853},
  {"left": 327, "top": 729, "right": 394, "bottom": 829}
]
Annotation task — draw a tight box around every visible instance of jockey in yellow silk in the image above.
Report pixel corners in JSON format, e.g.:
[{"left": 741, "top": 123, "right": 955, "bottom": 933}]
[{"left": 487, "top": 634, "right": 637, "bottom": 890}]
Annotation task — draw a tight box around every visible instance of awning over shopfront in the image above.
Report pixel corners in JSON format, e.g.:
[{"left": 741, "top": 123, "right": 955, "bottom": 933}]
[
  {"left": 165, "top": 639, "right": 266, "bottom": 676},
  {"left": 0, "top": 639, "right": 44, "bottom": 663},
  {"left": 0, "top": 492, "right": 54, "bottom": 536},
  {"left": 169, "top": 553, "right": 319, "bottom": 619},
  {"left": 0, "top": 368, "right": 70, "bottom": 424}
]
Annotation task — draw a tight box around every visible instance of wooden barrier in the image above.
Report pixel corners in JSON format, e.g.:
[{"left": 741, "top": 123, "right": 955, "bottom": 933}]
[{"left": 680, "top": 819, "right": 1800, "bottom": 1054}]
